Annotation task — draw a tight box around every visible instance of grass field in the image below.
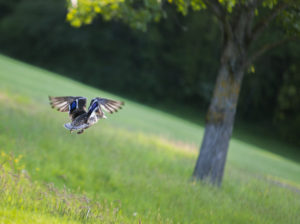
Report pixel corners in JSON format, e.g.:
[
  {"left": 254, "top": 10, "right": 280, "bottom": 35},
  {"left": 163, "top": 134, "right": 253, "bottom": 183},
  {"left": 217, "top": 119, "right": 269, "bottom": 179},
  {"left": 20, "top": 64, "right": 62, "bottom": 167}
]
[{"left": 0, "top": 54, "right": 300, "bottom": 223}]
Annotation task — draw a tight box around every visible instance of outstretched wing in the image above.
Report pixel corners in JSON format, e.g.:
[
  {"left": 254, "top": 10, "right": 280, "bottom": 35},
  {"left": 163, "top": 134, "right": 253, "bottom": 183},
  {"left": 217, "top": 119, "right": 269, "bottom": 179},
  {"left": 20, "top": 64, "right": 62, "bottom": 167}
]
[
  {"left": 88, "top": 97, "right": 124, "bottom": 118},
  {"left": 49, "top": 96, "right": 87, "bottom": 120}
]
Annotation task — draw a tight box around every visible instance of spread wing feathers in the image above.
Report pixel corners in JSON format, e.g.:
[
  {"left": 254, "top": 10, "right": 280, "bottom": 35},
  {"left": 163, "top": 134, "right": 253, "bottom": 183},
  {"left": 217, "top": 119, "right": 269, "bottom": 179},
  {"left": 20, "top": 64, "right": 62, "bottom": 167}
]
[
  {"left": 49, "top": 96, "right": 87, "bottom": 113},
  {"left": 89, "top": 97, "right": 124, "bottom": 117}
]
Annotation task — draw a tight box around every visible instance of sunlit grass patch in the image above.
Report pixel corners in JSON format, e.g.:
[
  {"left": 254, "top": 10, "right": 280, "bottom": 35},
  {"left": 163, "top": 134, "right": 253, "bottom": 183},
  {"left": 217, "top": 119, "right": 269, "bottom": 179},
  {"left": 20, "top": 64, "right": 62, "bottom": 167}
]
[
  {"left": 0, "top": 208, "right": 80, "bottom": 224},
  {"left": 0, "top": 89, "right": 31, "bottom": 105}
]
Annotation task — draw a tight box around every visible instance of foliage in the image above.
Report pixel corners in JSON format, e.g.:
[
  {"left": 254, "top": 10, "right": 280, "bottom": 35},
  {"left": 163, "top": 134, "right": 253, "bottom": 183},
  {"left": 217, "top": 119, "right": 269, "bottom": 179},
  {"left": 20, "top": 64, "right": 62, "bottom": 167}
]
[
  {"left": 1, "top": 55, "right": 300, "bottom": 223},
  {"left": 66, "top": 0, "right": 300, "bottom": 35}
]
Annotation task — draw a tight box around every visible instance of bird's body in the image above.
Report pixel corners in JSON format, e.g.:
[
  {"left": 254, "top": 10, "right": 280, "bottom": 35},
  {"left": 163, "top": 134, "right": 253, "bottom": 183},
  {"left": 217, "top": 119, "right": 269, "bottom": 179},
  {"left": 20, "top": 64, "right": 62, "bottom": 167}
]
[{"left": 49, "top": 96, "right": 124, "bottom": 134}]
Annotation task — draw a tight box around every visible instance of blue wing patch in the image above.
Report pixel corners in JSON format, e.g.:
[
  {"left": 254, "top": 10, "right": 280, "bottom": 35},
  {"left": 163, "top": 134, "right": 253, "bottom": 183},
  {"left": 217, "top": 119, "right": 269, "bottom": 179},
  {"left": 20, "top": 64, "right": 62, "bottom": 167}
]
[
  {"left": 70, "top": 100, "right": 77, "bottom": 112},
  {"left": 89, "top": 101, "right": 99, "bottom": 112}
]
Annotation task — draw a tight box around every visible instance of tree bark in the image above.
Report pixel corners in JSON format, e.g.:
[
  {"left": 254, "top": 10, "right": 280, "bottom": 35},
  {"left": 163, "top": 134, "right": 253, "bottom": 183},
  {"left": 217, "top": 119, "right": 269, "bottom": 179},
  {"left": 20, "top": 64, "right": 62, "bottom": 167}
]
[
  {"left": 192, "top": 0, "right": 291, "bottom": 186},
  {"left": 193, "top": 41, "right": 245, "bottom": 186}
]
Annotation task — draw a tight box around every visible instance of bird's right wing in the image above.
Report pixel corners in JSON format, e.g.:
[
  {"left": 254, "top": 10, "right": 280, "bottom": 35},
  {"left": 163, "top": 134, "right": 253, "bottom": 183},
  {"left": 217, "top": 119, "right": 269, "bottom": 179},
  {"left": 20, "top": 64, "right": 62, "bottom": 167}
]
[{"left": 88, "top": 97, "right": 124, "bottom": 118}]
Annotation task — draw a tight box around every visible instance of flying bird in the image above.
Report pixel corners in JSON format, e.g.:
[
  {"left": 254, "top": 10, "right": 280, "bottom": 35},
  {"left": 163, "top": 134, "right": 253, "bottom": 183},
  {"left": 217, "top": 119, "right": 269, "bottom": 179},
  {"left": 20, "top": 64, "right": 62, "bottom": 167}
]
[{"left": 49, "top": 96, "right": 124, "bottom": 134}]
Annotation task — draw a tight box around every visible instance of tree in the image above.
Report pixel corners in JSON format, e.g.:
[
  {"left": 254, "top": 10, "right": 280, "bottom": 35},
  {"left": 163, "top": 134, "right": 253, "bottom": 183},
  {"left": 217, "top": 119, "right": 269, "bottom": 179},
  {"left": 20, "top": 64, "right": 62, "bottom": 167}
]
[{"left": 66, "top": 0, "right": 300, "bottom": 186}]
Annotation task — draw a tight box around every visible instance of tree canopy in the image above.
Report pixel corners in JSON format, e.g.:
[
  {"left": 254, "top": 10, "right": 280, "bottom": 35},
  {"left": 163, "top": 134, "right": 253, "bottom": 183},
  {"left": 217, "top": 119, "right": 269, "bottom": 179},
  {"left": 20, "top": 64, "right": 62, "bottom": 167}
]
[
  {"left": 66, "top": 0, "right": 300, "bottom": 35},
  {"left": 66, "top": 0, "right": 300, "bottom": 73}
]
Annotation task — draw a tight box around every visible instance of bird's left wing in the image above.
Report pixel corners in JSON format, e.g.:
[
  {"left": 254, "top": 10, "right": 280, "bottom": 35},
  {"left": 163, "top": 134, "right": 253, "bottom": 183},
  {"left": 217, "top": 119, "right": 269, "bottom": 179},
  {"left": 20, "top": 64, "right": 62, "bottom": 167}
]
[{"left": 49, "top": 96, "right": 87, "bottom": 120}]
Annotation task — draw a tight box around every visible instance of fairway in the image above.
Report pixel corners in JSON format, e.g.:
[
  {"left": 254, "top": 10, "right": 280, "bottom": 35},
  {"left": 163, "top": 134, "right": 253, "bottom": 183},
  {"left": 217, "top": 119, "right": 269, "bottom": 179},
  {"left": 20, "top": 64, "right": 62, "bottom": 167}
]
[{"left": 0, "top": 54, "right": 300, "bottom": 223}]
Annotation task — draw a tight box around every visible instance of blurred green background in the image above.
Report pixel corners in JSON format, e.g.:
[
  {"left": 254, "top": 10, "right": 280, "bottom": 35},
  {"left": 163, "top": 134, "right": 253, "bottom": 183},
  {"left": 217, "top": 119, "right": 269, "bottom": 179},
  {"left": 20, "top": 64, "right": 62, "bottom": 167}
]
[
  {"left": 0, "top": 0, "right": 299, "bottom": 146},
  {"left": 1, "top": 1, "right": 300, "bottom": 223}
]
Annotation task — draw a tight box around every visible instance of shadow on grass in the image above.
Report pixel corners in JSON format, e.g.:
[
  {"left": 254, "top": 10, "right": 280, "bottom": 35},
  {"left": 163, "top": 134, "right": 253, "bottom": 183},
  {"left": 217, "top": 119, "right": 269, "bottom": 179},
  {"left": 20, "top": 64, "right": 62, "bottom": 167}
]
[{"left": 148, "top": 101, "right": 300, "bottom": 164}]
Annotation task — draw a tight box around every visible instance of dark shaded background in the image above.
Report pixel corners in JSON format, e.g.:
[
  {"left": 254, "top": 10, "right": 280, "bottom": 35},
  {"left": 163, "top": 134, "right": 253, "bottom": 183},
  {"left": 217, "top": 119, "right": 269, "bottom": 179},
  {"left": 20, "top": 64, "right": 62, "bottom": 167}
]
[{"left": 0, "top": 0, "right": 299, "bottom": 146}]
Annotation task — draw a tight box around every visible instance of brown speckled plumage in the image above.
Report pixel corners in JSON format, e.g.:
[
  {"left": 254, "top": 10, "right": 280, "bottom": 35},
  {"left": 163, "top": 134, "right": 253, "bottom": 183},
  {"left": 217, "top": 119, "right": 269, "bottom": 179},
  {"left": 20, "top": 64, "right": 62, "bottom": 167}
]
[{"left": 49, "top": 96, "right": 124, "bottom": 134}]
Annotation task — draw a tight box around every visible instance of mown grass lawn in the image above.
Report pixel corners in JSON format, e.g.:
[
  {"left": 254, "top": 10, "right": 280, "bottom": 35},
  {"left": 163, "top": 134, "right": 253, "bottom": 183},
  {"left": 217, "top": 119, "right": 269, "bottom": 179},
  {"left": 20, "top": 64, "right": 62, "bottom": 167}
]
[{"left": 0, "top": 54, "right": 300, "bottom": 223}]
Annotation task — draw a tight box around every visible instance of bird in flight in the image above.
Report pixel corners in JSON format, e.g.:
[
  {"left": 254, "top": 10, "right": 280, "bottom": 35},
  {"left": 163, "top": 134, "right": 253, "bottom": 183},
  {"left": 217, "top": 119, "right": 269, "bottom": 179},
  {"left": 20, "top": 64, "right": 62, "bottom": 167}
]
[{"left": 49, "top": 96, "right": 124, "bottom": 134}]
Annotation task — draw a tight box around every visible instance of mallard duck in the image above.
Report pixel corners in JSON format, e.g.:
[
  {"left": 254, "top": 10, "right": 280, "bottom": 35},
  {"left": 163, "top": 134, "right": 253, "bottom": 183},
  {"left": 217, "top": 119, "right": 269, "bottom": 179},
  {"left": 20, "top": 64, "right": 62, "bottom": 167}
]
[{"left": 49, "top": 96, "right": 124, "bottom": 134}]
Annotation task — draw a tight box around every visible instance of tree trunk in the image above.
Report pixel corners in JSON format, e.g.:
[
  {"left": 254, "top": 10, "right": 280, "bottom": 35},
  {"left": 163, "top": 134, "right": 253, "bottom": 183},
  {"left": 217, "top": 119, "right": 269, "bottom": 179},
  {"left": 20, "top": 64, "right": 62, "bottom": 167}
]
[{"left": 193, "top": 41, "right": 246, "bottom": 186}]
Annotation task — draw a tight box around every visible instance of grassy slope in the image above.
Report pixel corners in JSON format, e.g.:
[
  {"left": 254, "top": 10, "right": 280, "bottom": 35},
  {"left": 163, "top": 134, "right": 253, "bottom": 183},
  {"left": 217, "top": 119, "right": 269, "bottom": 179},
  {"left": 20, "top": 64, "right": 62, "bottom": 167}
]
[
  {"left": 0, "top": 54, "right": 300, "bottom": 223},
  {"left": 0, "top": 153, "right": 132, "bottom": 224}
]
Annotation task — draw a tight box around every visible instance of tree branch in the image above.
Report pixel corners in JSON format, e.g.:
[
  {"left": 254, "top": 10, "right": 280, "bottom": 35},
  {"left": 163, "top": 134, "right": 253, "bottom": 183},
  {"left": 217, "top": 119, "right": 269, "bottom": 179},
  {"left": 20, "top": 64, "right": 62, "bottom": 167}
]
[
  {"left": 203, "top": 0, "right": 233, "bottom": 41},
  {"left": 202, "top": 0, "right": 225, "bottom": 20},
  {"left": 245, "top": 36, "right": 298, "bottom": 68},
  {"left": 250, "top": 2, "right": 289, "bottom": 42},
  {"left": 245, "top": 0, "right": 260, "bottom": 41}
]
